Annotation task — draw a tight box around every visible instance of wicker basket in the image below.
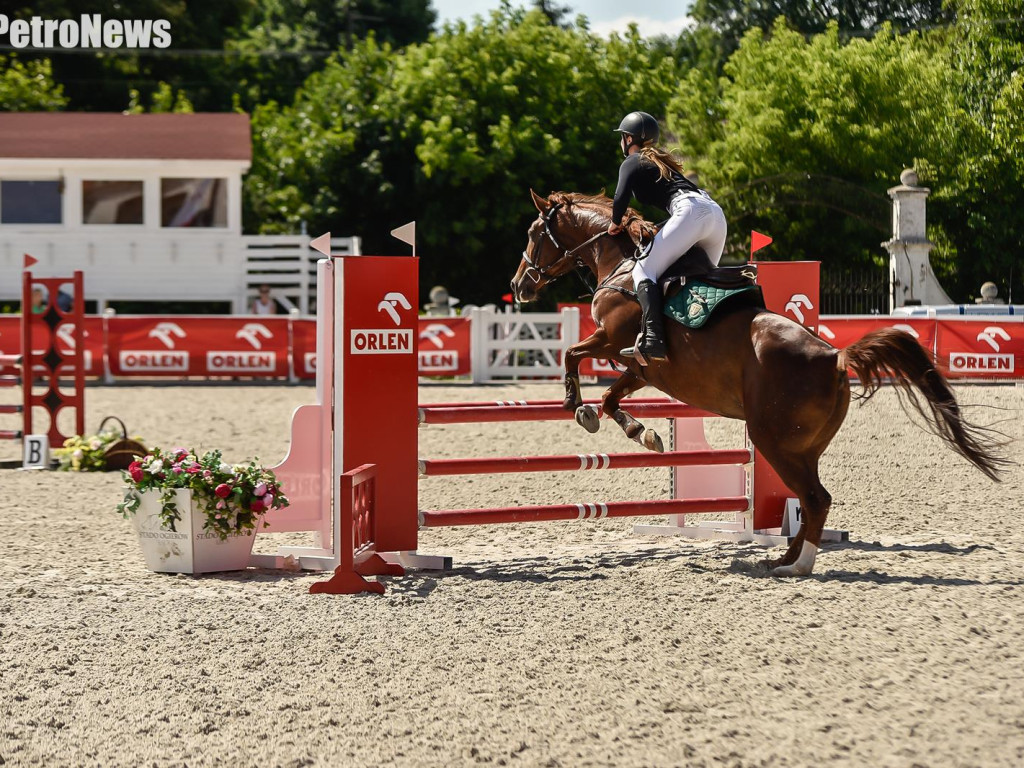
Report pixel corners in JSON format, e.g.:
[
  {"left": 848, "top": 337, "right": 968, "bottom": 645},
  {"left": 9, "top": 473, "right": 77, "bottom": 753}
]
[{"left": 98, "top": 416, "right": 148, "bottom": 471}]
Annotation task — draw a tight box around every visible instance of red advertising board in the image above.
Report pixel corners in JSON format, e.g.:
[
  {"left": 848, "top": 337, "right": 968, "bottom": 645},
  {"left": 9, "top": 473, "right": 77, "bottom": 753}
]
[
  {"left": 935, "top": 319, "right": 1024, "bottom": 379},
  {"left": 338, "top": 256, "right": 419, "bottom": 552},
  {"left": 817, "top": 316, "right": 937, "bottom": 356},
  {"left": 292, "top": 318, "right": 317, "bottom": 380},
  {"left": 417, "top": 317, "right": 471, "bottom": 376},
  {"left": 753, "top": 261, "right": 820, "bottom": 332},
  {"left": 107, "top": 316, "right": 292, "bottom": 377}
]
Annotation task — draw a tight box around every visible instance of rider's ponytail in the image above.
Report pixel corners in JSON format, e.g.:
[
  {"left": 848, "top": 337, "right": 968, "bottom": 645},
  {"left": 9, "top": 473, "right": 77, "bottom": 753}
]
[{"left": 639, "top": 146, "right": 686, "bottom": 182}]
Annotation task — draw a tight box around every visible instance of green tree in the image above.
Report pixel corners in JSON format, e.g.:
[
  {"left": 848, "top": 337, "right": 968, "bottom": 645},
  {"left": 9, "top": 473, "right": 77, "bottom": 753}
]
[
  {"left": 0, "top": 55, "right": 67, "bottom": 110},
  {"left": 247, "top": 9, "right": 676, "bottom": 305},
  {"left": 689, "top": 0, "right": 951, "bottom": 64},
  {"left": 669, "top": 21, "right": 948, "bottom": 270},
  {"left": 927, "top": 0, "right": 1024, "bottom": 301}
]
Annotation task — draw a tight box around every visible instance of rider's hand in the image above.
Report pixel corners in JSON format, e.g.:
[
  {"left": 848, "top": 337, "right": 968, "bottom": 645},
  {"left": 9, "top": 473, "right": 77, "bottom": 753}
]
[{"left": 607, "top": 222, "right": 623, "bottom": 236}]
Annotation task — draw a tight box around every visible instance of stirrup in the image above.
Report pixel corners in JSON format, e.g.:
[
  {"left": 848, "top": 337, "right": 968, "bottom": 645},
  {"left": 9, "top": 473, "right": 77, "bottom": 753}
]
[{"left": 620, "top": 336, "right": 667, "bottom": 366}]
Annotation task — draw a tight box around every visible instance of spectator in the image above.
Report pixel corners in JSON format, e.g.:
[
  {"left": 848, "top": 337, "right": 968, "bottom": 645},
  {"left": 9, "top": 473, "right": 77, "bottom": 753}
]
[
  {"left": 251, "top": 285, "right": 277, "bottom": 315},
  {"left": 30, "top": 286, "right": 47, "bottom": 314}
]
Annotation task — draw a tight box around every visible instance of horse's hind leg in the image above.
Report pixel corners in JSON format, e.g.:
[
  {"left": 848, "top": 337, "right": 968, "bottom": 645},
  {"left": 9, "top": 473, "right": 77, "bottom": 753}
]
[
  {"left": 756, "top": 450, "right": 832, "bottom": 576},
  {"left": 601, "top": 372, "right": 665, "bottom": 453}
]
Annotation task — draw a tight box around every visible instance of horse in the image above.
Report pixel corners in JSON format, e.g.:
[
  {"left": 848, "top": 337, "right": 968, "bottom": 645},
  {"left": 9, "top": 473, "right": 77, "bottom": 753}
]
[{"left": 510, "top": 190, "right": 1007, "bottom": 577}]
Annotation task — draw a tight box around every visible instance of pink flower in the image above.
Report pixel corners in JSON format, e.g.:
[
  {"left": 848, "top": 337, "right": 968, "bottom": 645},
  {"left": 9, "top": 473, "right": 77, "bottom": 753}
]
[
  {"left": 203, "top": 470, "right": 212, "bottom": 478},
  {"left": 186, "top": 464, "right": 202, "bottom": 474},
  {"left": 216, "top": 500, "right": 226, "bottom": 510},
  {"left": 262, "top": 493, "right": 274, "bottom": 507},
  {"left": 128, "top": 461, "right": 144, "bottom": 483},
  {"left": 171, "top": 464, "right": 183, "bottom": 474},
  {"left": 214, "top": 483, "right": 231, "bottom": 498},
  {"left": 254, "top": 482, "right": 268, "bottom": 497}
]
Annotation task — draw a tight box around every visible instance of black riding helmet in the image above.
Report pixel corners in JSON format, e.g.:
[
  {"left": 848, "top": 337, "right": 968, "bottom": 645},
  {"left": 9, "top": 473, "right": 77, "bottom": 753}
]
[{"left": 613, "top": 111, "right": 659, "bottom": 148}]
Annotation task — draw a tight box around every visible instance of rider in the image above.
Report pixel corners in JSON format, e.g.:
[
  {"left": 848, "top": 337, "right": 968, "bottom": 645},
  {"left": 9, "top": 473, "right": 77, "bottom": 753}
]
[{"left": 608, "top": 111, "right": 728, "bottom": 364}]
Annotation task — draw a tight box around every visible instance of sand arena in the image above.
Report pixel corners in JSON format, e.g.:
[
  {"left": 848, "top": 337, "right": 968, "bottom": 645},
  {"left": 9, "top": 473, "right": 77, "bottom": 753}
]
[{"left": 0, "top": 381, "right": 1022, "bottom": 766}]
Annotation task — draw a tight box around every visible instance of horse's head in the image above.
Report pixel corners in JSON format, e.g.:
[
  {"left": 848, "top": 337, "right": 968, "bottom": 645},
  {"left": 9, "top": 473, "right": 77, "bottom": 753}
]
[
  {"left": 511, "top": 190, "right": 649, "bottom": 303},
  {"left": 510, "top": 190, "right": 581, "bottom": 303}
]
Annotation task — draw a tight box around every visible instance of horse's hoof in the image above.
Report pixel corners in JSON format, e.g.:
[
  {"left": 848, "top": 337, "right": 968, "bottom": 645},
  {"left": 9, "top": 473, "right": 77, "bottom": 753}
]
[
  {"left": 641, "top": 429, "right": 664, "bottom": 453},
  {"left": 771, "top": 563, "right": 812, "bottom": 577},
  {"left": 575, "top": 405, "right": 600, "bottom": 434}
]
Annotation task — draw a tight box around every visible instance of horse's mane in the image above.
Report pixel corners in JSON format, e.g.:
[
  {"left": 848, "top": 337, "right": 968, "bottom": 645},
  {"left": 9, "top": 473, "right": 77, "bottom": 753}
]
[{"left": 547, "top": 191, "right": 654, "bottom": 242}]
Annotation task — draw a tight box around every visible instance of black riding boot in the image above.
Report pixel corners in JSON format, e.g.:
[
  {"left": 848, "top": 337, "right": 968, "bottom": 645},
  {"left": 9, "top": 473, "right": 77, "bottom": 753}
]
[{"left": 621, "top": 279, "right": 668, "bottom": 364}]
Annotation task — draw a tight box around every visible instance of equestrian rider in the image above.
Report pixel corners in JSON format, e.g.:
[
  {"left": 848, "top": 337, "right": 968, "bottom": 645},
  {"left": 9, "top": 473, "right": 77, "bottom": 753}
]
[{"left": 608, "top": 111, "right": 728, "bottom": 364}]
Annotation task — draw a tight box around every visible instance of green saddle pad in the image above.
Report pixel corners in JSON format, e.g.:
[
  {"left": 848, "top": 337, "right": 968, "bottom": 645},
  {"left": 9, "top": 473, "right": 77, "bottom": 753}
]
[{"left": 664, "top": 280, "right": 761, "bottom": 329}]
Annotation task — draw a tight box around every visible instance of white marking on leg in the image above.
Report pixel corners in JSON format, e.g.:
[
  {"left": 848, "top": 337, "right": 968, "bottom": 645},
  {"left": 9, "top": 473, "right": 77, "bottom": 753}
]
[{"left": 772, "top": 541, "right": 819, "bottom": 577}]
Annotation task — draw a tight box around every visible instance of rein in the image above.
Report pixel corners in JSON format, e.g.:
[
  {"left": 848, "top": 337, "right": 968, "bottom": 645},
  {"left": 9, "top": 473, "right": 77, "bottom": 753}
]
[{"left": 520, "top": 204, "right": 645, "bottom": 297}]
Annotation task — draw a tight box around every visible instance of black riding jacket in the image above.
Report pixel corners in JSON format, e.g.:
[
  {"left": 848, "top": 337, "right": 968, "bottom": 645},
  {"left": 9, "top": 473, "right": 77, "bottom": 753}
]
[{"left": 611, "top": 152, "right": 699, "bottom": 225}]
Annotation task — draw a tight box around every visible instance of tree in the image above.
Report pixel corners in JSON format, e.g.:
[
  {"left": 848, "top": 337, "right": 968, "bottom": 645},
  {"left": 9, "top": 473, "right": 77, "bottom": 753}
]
[
  {"left": 246, "top": 9, "right": 677, "bottom": 305},
  {"left": 668, "top": 21, "right": 948, "bottom": 269},
  {"left": 0, "top": 55, "right": 67, "bottom": 111},
  {"left": 926, "top": 0, "right": 1024, "bottom": 301},
  {"left": 689, "top": 0, "right": 952, "bottom": 64}
]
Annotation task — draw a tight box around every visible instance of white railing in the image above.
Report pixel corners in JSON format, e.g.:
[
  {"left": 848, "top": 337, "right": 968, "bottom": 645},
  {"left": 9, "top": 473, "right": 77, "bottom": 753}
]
[
  {"left": 243, "top": 235, "right": 360, "bottom": 315},
  {"left": 469, "top": 306, "right": 579, "bottom": 382}
]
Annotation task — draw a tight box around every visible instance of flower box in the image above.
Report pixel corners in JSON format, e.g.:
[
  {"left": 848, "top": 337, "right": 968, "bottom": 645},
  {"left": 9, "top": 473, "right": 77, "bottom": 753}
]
[{"left": 132, "top": 488, "right": 257, "bottom": 574}]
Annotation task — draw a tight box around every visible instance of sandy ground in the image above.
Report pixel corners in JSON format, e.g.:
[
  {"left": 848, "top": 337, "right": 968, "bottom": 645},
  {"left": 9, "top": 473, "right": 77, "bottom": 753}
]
[{"left": 0, "top": 380, "right": 1022, "bottom": 767}]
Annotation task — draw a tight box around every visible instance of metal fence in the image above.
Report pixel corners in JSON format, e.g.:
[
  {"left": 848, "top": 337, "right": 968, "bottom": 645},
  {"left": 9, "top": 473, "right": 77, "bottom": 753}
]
[{"left": 821, "top": 267, "right": 889, "bottom": 315}]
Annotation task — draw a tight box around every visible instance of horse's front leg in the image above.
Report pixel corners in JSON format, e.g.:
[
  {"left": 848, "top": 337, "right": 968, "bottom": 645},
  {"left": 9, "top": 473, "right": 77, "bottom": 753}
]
[
  {"left": 602, "top": 372, "right": 664, "bottom": 452},
  {"left": 563, "top": 330, "right": 617, "bottom": 434}
]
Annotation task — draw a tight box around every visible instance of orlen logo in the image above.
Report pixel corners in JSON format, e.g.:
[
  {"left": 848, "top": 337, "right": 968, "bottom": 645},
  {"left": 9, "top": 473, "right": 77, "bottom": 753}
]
[
  {"left": 785, "top": 293, "right": 814, "bottom": 329},
  {"left": 120, "top": 321, "right": 189, "bottom": 371},
  {"left": 419, "top": 323, "right": 458, "bottom": 371},
  {"left": 950, "top": 326, "right": 1014, "bottom": 373},
  {"left": 352, "top": 292, "right": 413, "bottom": 355}
]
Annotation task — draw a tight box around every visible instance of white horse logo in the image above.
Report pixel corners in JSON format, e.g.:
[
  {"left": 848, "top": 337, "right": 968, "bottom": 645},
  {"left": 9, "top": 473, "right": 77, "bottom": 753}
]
[
  {"left": 420, "top": 323, "right": 456, "bottom": 349},
  {"left": 977, "top": 326, "right": 1010, "bottom": 352},
  {"left": 236, "top": 323, "right": 273, "bottom": 350},
  {"left": 148, "top": 322, "right": 186, "bottom": 349},
  {"left": 378, "top": 292, "right": 412, "bottom": 326},
  {"left": 785, "top": 294, "right": 814, "bottom": 325}
]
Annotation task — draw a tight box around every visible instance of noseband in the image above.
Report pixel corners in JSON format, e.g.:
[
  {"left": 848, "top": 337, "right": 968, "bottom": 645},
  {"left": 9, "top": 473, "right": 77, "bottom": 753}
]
[{"left": 519, "top": 203, "right": 607, "bottom": 287}]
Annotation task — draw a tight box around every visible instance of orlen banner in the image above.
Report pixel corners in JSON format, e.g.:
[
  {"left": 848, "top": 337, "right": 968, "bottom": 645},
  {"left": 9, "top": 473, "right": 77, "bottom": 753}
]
[
  {"left": 753, "top": 260, "right": 820, "bottom": 332},
  {"left": 936, "top": 319, "right": 1024, "bottom": 379},
  {"left": 418, "top": 317, "right": 471, "bottom": 376},
  {"left": 292, "top": 318, "right": 317, "bottom": 380},
  {"left": 107, "top": 317, "right": 291, "bottom": 377},
  {"left": 817, "top": 317, "right": 937, "bottom": 357},
  {"left": 0, "top": 315, "right": 104, "bottom": 376}
]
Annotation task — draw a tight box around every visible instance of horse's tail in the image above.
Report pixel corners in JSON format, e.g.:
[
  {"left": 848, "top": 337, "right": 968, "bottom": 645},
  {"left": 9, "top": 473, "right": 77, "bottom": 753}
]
[{"left": 839, "top": 328, "right": 1009, "bottom": 481}]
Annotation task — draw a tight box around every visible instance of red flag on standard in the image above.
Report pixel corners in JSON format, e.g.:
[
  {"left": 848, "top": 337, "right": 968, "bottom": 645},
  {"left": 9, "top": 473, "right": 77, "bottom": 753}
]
[
  {"left": 23, "top": 253, "right": 38, "bottom": 269},
  {"left": 750, "top": 231, "right": 773, "bottom": 256}
]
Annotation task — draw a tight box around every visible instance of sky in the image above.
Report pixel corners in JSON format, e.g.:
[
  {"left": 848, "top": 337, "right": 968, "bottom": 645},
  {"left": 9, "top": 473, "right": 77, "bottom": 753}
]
[{"left": 430, "top": 0, "right": 693, "bottom": 39}]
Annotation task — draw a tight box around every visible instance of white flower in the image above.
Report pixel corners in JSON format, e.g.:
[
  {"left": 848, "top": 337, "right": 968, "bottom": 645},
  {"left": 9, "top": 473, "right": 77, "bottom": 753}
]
[
  {"left": 219, "top": 463, "right": 231, "bottom": 473},
  {"left": 150, "top": 460, "right": 164, "bottom": 473}
]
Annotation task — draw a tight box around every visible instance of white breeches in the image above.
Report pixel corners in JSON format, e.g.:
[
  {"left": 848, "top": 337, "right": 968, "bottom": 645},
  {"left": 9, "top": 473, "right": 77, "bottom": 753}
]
[{"left": 631, "top": 191, "right": 727, "bottom": 286}]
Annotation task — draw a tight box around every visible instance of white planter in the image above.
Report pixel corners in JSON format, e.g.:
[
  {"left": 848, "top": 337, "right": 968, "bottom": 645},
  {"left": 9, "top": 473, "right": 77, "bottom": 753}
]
[{"left": 131, "top": 488, "right": 257, "bottom": 574}]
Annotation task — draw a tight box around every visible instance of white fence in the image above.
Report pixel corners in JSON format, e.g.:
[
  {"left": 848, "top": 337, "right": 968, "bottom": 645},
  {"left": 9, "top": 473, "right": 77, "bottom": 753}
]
[
  {"left": 243, "top": 234, "right": 360, "bottom": 315},
  {"left": 468, "top": 306, "right": 579, "bottom": 382}
]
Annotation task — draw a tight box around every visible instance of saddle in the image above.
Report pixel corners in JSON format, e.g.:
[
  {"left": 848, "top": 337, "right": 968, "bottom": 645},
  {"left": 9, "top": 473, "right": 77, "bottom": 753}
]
[{"left": 639, "top": 242, "right": 759, "bottom": 293}]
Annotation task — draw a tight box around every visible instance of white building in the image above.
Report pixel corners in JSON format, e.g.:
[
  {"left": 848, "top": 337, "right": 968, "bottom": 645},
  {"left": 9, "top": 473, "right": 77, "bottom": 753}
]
[{"left": 0, "top": 113, "right": 356, "bottom": 313}]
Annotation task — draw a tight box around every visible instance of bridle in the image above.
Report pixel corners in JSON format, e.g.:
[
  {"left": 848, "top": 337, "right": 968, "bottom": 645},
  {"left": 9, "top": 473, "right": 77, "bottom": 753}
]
[{"left": 519, "top": 202, "right": 608, "bottom": 287}]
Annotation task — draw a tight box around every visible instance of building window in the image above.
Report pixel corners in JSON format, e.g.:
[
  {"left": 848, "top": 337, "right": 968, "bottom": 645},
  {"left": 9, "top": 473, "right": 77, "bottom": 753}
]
[
  {"left": 82, "top": 180, "right": 144, "bottom": 225},
  {"left": 161, "top": 178, "right": 227, "bottom": 228},
  {"left": 0, "top": 180, "right": 62, "bottom": 224}
]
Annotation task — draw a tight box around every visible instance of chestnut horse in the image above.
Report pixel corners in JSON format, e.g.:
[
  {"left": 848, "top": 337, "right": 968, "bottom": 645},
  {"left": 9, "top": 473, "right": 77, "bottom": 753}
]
[{"left": 511, "top": 190, "right": 1006, "bottom": 577}]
